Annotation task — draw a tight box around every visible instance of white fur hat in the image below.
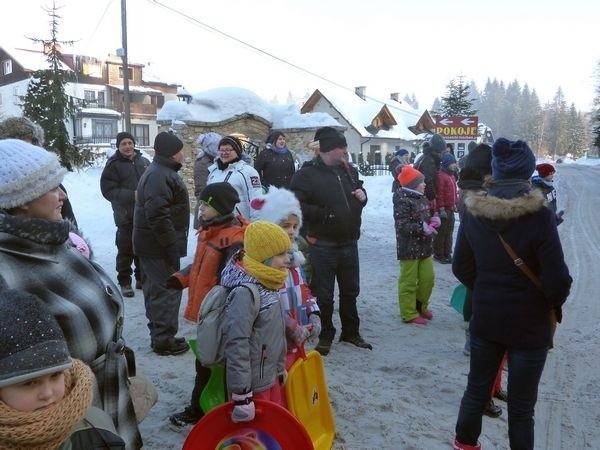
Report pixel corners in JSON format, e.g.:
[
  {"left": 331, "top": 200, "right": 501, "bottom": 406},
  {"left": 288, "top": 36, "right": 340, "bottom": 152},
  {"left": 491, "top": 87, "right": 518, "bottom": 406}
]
[
  {"left": 250, "top": 186, "right": 302, "bottom": 228},
  {"left": 0, "top": 139, "right": 67, "bottom": 210}
]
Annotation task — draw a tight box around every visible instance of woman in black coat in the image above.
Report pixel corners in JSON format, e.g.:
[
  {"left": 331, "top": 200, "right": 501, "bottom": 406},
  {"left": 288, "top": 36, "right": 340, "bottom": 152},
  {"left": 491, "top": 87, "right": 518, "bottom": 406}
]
[{"left": 452, "top": 138, "right": 572, "bottom": 450}]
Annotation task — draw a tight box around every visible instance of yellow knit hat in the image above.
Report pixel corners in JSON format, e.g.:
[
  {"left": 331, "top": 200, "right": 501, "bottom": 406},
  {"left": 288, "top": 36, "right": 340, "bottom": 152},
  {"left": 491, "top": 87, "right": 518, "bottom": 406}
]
[{"left": 244, "top": 220, "right": 291, "bottom": 263}]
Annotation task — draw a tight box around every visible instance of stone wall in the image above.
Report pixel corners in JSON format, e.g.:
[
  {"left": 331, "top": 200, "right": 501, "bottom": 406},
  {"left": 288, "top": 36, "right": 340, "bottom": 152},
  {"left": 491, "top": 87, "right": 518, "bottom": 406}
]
[{"left": 157, "top": 116, "right": 323, "bottom": 216}]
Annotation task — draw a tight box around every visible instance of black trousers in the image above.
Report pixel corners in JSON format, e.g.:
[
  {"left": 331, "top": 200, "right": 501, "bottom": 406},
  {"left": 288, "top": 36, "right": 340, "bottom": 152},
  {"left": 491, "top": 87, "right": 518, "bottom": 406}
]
[{"left": 115, "top": 223, "right": 141, "bottom": 286}]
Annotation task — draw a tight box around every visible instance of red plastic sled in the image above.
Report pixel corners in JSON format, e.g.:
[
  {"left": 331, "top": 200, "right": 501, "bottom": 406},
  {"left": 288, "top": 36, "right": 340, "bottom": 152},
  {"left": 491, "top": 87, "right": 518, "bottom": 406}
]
[{"left": 183, "top": 399, "right": 314, "bottom": 450}]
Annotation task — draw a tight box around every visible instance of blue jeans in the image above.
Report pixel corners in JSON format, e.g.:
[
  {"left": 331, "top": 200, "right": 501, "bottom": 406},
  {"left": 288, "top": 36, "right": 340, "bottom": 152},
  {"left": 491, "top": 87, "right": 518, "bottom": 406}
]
[
  {"left": 455, "top": 335, "right": 548, "bottom": 449},
  {"left": 309, "top": 243, "right": 361, "bottom": 341}
]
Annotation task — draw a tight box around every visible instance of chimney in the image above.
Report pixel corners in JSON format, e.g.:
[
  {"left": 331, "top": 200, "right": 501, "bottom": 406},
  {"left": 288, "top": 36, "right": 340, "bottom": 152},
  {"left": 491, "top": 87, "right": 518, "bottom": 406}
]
[
  {"left": 390, "top": 92, "right": 400, "bottom": 102},
  {"left": 355, "top": 86, "right": 366, "bottom": 100}
]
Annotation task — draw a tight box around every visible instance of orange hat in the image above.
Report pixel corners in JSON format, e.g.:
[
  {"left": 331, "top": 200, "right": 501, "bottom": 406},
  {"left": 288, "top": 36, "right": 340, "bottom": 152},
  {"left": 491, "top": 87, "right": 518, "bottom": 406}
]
[{"left": 397, "top": 165, "right": 425, "bottom": 189}]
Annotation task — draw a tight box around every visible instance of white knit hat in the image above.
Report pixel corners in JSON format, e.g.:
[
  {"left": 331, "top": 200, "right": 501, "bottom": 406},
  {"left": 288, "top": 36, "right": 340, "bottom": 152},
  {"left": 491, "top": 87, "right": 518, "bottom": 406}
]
[
  {"left": 250, "top": 186, "right": 302, "bottom": 228},
  {"left": 0, "top": 139, "right": 67, "bottom": 210}
]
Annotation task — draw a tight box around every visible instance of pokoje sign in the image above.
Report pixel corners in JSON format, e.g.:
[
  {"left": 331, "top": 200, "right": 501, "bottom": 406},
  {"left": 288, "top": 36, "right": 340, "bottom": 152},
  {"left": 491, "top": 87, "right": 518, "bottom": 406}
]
[{"left": 435, "top": 116, "right": 478, "bottom": 140}]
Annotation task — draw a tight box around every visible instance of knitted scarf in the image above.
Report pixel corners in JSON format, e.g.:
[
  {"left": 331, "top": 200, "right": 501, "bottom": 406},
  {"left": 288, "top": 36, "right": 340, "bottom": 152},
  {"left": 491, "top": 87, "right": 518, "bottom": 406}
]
[
  {"left": 243, "top": 254, "right": 288, "bottom": 290},
  {"left": 0, "top": 359, "right": 94, "bottom": 450}
]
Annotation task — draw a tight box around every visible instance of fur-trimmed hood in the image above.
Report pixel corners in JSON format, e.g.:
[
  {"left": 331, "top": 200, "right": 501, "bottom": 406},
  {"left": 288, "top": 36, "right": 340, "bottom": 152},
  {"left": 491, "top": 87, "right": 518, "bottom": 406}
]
[{"left": 464, "top": 187, "right": 546, "bottom": 221}]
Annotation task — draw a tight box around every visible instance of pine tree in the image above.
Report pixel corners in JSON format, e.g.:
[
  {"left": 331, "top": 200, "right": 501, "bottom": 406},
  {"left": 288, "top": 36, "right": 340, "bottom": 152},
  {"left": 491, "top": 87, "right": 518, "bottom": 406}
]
[
  {"left": 592, "top": 60, "right": 600, "bottom": 154},
  {"left": 21, "top": 2, "right": 82, "bottom": 170},
  {"left": 438, "top": 76, "right": 477, "bottom": 117}
]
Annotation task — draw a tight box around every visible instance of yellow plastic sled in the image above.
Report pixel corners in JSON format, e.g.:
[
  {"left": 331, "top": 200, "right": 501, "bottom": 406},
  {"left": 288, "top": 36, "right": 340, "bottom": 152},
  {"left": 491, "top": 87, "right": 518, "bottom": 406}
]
[{"left": 284, "top": 350, "right": 335, "bottom": 450}]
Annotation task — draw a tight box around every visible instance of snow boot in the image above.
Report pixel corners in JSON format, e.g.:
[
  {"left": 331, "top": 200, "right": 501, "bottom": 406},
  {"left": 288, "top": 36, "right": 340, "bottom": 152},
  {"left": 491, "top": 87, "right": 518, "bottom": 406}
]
[{"left": 453, "top": 439, "right": 481, "bottom": 450}]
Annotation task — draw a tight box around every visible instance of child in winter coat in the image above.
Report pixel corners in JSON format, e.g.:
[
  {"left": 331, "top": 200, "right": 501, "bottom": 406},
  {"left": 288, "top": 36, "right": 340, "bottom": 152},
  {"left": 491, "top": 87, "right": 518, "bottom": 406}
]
[
  {"left": 221, "top": 221, "right": 291, "bottom": 422},
  {"left": 168, "top": 182, "right": 248, "bottom": 428},
  {"left": 433, "top": 152, "right": 458, "bottom": 263},
  {"left": 393, "top": 165, "right": 440, "bottom": 325},
  {"left": 250, "top": 187, "right": 322, "bottom": 370},
  {"left": 0, "top": 289, "right": 125, "bottom": 450},
  {"left": 532, "top": 163, "right": 564, "bottom": 225}
]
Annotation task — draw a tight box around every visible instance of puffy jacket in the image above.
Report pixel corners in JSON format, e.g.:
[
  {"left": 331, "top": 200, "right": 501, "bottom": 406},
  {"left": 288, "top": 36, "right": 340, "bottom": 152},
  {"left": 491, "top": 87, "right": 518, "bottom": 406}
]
[
  {"left": 393, "top": 187, "right": 434, "bottom": 260},
  {"left": 290, "top": 157, "right": 366, "bottom": 245},
  {"left": 435, "top": 169, "right": 458, "bottom": 211},
  {"left": 100, "top": 150, "right": 150, "bottom": 226},
  {"left": 221, "top": 259, "right": 287, "bottom": 395},
  {"left": 207, "top": 159, "right": 263, "bottom": 222},
  {"left": 254, "top": 147, "right": 295, "bottom": 188},
  {"left": 133, "top": 155, "right": 190, "bottom": 259}
]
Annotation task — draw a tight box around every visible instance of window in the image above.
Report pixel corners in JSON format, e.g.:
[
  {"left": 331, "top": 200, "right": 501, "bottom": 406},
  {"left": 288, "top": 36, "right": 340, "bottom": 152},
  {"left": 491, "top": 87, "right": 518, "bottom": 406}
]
[
  {"left": 97, "top": 92, "right": 105, "bottom": 107},
  {"left": 84, "top": 90, "right": 96, "bottom": 102},
  {"left": 131, "top": 124, "right": 150, "bottom": 146},
  {"left": 92, "top": 119, "right": 117, "bottom": 140},
  {"left": 12, "top": 86, "right": 19, "bottom": 105},
  {"left": 2, "top": 59, "right": 12, "bottom": 75},
  {"left": 118, "top": 67, "right": 133, "bottom": 80}
]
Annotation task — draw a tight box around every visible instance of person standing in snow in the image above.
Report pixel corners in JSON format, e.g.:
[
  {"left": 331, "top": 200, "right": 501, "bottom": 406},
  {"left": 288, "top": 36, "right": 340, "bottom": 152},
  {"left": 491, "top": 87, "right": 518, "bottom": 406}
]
[
  {"left": 0, "top": 139, "right": 142, "bottom": 449},
  {"left": 452, "top": 138, "right": 572, "bottom": 450},
  {"left": 290, "top": 126, "right": 371, "bottom": 356},
  {"left": 207, "top": 135, "right": 263, "bottom": 222},
  {"left": 254, "top": 130, "right": 296, "bottom": 189},
  {"left": 432, "top": 152, "right": 458, "bottom": 264},
  {"left": 100, "top": 132, "right": 150, "bottom": 297},
  {"left": 532, "top": 163, "right": 564, "bottom": 225},
  {"left": 193, "top": 131, "right": 221, "bottom": 228},
  {"left": 133, "top": 131, "right": 190, "bottom": 356},
  {"left": 388, "top": 148, "right": 411, "bottom": 192},
  {"left": 414, "top": 133, "right": 446, "bottom": 210}
]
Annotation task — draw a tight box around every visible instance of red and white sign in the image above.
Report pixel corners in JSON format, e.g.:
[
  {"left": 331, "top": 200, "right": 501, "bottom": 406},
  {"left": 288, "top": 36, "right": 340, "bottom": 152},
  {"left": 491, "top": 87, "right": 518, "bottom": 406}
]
[{"left": 435, "top": 116, "right": 478, "bottom": 140}]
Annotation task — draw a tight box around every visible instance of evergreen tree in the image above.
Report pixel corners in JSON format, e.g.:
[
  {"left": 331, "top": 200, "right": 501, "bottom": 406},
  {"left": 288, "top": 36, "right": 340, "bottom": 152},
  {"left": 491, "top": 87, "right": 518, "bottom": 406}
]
[
  {"left": 565, "top": 103, "right": 587, "bottom": 157},
  {"left": 438, "top": 76, "right": 477, "bottom": 117},
  {"left": 21, "top": 2, "right": 82, "bottom": 170},
  {"left": 592, "top": 59, "right": 600, "bottom": 153}
]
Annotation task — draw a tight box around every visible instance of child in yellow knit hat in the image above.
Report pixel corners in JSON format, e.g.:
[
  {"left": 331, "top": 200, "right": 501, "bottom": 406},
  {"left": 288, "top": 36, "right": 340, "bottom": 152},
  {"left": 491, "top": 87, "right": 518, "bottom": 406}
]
[
  {"left": 220, "top": 220, "right": 291, "bottom": 423},
  {"left": 0, "top": 289, "right": 124, "bottom": 449}
]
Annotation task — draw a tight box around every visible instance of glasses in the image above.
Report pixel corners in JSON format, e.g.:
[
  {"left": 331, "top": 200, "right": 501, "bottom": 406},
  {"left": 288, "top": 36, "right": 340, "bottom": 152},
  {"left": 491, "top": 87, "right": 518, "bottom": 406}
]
[{"left": 219, "top": 147, "right": 235, "bottom": 153}]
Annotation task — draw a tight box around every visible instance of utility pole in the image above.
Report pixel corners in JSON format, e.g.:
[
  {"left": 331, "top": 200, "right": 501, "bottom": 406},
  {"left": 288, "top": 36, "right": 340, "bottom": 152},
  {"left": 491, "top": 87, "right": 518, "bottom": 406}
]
[{"left": 121, "top": 0, "right": 131, "bottom": 133}]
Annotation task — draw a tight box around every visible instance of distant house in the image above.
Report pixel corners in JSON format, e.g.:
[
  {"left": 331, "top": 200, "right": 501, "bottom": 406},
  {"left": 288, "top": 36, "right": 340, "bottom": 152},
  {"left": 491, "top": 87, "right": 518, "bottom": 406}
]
[
  {"left": 301, "top": 86, "right": 435, "bottom": 164},
  {"left": 0, "top": 46, "right": 179, "bottom": 148}
]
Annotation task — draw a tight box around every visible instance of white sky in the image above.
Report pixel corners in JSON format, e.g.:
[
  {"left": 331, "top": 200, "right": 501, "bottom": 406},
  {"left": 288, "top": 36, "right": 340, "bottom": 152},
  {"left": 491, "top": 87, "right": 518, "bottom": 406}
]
[{"left": 2, "top": 0, "right": 598, "bottom": 111}]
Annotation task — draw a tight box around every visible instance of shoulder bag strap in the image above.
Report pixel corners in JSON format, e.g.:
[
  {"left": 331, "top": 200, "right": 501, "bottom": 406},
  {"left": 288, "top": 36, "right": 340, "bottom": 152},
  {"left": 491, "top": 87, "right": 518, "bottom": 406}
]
[{"left": 497, "top": 233, "right": 542, "bottom": 289}]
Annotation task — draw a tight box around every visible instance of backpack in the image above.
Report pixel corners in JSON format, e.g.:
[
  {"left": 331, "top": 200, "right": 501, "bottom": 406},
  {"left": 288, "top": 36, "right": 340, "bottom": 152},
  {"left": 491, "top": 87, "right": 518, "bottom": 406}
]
[{"left": 196, "top": 283, "right": 260, "bottom": 366}]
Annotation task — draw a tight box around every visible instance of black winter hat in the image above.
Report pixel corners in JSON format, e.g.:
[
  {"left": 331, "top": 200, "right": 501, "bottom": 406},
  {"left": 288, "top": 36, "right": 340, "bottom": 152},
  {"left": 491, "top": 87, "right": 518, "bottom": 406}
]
[
  {"left": 219, "top": 136, "right": 244, "bottom": 157},
  {"left": 266, "top": 131, "right": 285, "bottom": 145},
  {"left": 199, "top": 182, "right": 240, "bottom": 216},
  {"left": 116, "top": 131, "right": 135, "bottom": 147},
  {"left": 154, "top": 131, "right": 183, "bottom": 157},
  {"left": 492, "top": 138, "right": 536, "bottom": 180},
  {"left": 314, "top": 127, "right": 347, "bottom": 152},
  {"left": 428, "top": 134, "right": 446, "bottom": 154},
  {"left": 458, "top": 143, "right": 492, "bottom": 183},
  {"left": 0, "top": 289, "right": 72, "bottom": 388}
]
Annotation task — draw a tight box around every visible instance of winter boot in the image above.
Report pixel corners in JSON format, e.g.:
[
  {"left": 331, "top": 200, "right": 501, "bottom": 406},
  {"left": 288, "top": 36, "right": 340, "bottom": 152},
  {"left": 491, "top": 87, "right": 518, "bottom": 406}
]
[
  {"left": 453, "top": 439, "right": 481, "bottom": 450},
  {"left": 483, "top": 399, "right": 502, "bottom": 418},
  {"left": 315, "top": 338, "right": 332, "bottom": 356}
]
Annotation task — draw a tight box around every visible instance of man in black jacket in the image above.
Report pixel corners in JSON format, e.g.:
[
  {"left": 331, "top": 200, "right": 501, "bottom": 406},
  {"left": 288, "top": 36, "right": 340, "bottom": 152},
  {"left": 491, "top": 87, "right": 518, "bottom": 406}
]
[
  {"left": 414, "top": 133, "right": 446, "bottom": 208},
  {"left": 100, "top": 132, "right": 150, "bottom": 297},
  {"left": 133, "top": 132, "right": 190, "bottom": 356},
  {"left": 290, "top": 127, "right": 371, "bottom": 356}
]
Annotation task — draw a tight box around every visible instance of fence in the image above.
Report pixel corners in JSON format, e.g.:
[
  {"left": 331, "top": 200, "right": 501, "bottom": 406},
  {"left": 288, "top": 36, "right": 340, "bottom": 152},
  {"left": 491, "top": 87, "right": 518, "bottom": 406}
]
[{"left": 358, "top": 164, "right": 389, "bottom": 176}]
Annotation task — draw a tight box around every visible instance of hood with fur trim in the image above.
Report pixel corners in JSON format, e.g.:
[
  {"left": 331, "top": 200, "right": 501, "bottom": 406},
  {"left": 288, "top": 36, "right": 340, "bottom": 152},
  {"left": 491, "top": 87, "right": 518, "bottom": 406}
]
[{"left": 464, "top": 188, "right": 546, "bottom": 222}]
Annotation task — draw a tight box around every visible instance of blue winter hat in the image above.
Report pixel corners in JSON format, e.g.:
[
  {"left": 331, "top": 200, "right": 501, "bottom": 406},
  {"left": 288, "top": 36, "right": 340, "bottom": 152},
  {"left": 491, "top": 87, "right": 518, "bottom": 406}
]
[
  {"left": 441, "top": 152, "right": 457, "bottom": 168},
  {"left": 491, "top": 138, "right": 536, "bottom": 181},
  {"left": 394, "top": 148, "right": 409, "bottom": 157}
]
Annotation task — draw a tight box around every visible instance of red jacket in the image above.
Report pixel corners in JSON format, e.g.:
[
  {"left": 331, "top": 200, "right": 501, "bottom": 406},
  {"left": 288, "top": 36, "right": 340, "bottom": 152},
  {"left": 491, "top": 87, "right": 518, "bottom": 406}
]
[{"left": 435, "top": 170, "right": 458, "bottom": 211}]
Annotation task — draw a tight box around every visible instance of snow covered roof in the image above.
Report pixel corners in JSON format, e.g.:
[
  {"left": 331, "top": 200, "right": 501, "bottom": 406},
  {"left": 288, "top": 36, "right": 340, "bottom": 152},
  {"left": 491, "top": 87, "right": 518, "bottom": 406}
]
[
  {"left": 78, "top": 107, "right": 121, "bottom": 117},
  {"left": 157, "top": 86, "right": 340, "bottom": 130},
  {"left": 302, "top": 87, "right": 432, "bottom": 140},
  {"left": 5, "top": 47, "right": 72, "bottom": 72},
  {"left": 108, "top": 84, "right": 164, "bottom": 94}
]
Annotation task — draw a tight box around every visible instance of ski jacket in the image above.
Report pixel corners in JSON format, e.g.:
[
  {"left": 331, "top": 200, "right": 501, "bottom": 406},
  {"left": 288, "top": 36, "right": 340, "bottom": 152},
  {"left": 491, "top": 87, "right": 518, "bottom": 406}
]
[
  {"left": 435, "top": 169, "right": 458, "bottom": 211},
  {"left": 133, "top": 155, "right": 190, "bottom": 259},
  {"left": 207, "top": 159, "right": 263, "bottom": 222},
  {"left": 290, "top": 156, "right": 366, "bottom": 246},
  {"left": 393, "top": 187, "right": 434, "bottom": 260},
  {"left": 100, "top": 150, "right": 150, "bottom": 226},
  {"left": 254, "top": 147, "right": 296, "bottom": 189}
]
